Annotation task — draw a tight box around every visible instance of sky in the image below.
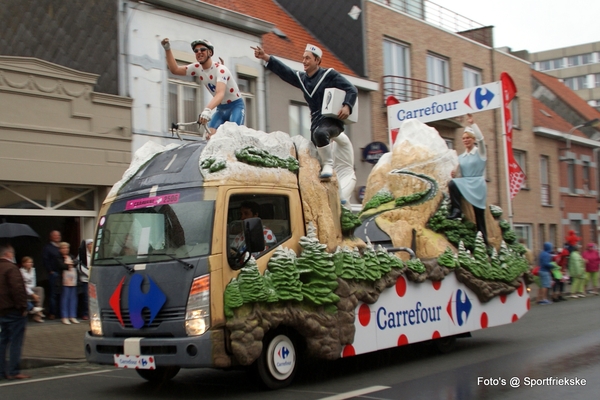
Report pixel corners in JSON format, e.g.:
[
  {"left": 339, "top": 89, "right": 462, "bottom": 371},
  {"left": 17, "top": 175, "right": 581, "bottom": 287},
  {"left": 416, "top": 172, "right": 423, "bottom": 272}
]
[{"left": 432, "top": 0, "right": 599, "bottom": 53}]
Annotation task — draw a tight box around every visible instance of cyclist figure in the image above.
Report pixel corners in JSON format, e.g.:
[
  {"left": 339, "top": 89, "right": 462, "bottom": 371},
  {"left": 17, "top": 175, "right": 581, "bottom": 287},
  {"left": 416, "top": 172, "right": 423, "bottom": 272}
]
[{"left": 162, "top": 38, "right": 245, "bottom": 138}]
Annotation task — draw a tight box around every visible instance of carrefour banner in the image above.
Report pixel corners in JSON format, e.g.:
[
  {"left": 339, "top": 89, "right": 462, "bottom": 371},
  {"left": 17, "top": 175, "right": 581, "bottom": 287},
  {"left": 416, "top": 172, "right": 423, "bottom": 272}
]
[{"left": 387, "top": 81, "right": 502, "bottom": 130}]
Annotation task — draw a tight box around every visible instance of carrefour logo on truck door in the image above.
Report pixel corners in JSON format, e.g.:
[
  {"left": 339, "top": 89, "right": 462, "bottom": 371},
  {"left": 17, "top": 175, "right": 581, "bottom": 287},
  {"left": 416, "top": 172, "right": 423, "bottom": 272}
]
[{"left": 110, "top": 274, "right": 167, "bottom": 329}]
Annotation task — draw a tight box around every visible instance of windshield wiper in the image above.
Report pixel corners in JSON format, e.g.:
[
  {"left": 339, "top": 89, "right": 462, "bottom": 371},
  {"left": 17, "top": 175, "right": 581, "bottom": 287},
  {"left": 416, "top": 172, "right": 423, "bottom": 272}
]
[
  {"left": 149, "top": 251, "right": 194, "bottom": 270},
  {"left": 100, "top": 257, "right": 134, "bottom": 274}
]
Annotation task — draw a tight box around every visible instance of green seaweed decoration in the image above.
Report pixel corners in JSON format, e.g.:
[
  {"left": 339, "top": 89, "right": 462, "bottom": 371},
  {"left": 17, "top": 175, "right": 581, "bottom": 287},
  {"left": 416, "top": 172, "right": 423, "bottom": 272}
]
[
  {"left": 296, "top": 223, "right": 339, "bottom": 306},
  {"left": 395, "top": 190, "right": 429, "bottom": 207},
  {"left": 437, "top": 246, "right": 458, "bottom": 269},
  {"left": 200, "top": 157, "right": 227, "bottom": 173},
  {"left": 262, "top": 270, "right": 280, "bottom": 303},
  {"left": 375, "top": 245, "right": 404, "bottom": 271},
  {"left": 340, "top": 206, "right": 362, "bottom": 236},
  {"left": 362, "top": 189, "right": 394, "bottom": 213},
  {"left": 266, "top": 247, "right": 303, "bottom": 302},
  {"left": 223, "top": 278, "right": 243, "bottom": 318},
  {"left": 235, "top": 146, "right": 299, "bottom": 172},
  {"left": 362, "top": 242, "right": 383, "bottom": 281},
  {"left": 489, "top": 204, "right": 503, "bottom": 218},
  {"left": 237, "top": 258, "right": 269, "bottom": 303}
]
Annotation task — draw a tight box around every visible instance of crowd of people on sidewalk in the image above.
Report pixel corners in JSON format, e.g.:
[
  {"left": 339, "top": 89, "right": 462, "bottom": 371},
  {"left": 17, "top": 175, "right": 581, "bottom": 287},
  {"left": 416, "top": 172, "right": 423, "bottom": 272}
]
[
  {"left": 1, "top": 230, "right": 92, "bottom": 381},
  {"left": 535, "top": 230, "right": 600, "bottom": 305}
]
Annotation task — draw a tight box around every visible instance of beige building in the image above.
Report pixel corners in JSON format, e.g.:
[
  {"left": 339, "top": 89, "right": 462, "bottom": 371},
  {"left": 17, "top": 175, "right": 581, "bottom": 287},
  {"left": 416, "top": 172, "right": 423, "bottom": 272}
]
[
  {"left": 526, "top": 41, "right": 600, "bottom": 112},
  {"left": 0, "top": 56, "right": 132, "bottom": 272}
]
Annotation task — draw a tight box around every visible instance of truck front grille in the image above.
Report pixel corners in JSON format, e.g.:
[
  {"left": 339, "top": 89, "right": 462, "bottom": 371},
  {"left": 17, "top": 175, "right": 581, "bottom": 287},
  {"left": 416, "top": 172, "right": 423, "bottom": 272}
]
[{"left": 102, "top": 306, "right": 186, "bottom": 329}]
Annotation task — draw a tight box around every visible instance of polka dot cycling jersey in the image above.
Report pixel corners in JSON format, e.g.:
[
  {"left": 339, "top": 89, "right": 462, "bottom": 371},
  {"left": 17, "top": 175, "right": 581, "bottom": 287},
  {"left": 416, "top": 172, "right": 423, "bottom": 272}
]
[{"left": 186, "top": 61, "right": 242, "bottom": 104}]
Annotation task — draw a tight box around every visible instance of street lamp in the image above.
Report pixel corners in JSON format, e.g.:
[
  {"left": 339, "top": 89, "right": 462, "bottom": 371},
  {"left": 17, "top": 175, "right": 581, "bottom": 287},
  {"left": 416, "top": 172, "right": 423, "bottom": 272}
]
[{"left": 566, "top": 118, "right": 600, "bottom": 149}]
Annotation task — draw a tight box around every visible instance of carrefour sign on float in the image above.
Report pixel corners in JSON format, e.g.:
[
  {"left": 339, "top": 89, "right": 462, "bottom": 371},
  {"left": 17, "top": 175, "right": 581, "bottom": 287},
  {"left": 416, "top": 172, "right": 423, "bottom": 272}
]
[{"left": 387, "top": 81, "right": 502, "bottom": 130}]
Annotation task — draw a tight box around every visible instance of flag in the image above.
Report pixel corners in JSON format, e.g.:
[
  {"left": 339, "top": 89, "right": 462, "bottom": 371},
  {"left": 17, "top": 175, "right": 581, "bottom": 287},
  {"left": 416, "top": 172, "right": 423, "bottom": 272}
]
[{"left": 500, "top": 73, "right": 525, "bottom": 199}]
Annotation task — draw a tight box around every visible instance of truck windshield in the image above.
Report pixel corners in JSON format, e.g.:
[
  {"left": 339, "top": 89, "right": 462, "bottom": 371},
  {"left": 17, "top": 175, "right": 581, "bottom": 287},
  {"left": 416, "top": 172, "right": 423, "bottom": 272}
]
[{"left": 93, "top": 188, "right": 214, "bottom": 266}]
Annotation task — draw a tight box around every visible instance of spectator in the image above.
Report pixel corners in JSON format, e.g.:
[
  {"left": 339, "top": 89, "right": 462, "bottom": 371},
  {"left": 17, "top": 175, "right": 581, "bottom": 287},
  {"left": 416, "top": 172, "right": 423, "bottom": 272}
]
[
  {"left": 42, "top": 230, "right": 62, "bottom": 320},
  {"left": 58, "top": 242, "right": 79, "bottom": 325},
  {"left": 20, "top": 256, "right": 45, "bottom": 322},
  {"left": 77, "top": 239, "right": 93, "bottom": 320},
  {"left": 552, "top": 247, "right": 570, "bottom": 302},
  {"left": 582, "top": 242, "right": 599, "bottom": 295},
  {"left": 568, "top": 244, "right": 586, "bottom": 298},
  {"left": 0, "top": 244, "right": 30, "bottom": 380},
  {"left": 536, "top": 242, "right": 554, "bottom": 305}
]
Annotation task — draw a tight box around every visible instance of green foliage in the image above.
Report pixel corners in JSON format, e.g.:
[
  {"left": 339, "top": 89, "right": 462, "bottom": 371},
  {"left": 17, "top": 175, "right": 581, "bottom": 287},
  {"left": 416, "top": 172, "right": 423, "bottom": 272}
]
[
  {"left": 267, "top": 247, "right": 303, "bottom": 302},
  {"left": 235, "top": 146, "right": 299, "bottom": 172},
  {"left": 340, "top": 206, "right": 362, "bottom": 236},
  {"left": 437, "top": 246, "right": 457, "bottom": 269},
  {"left": 428, "top": 196, "right": 477, "bottom": 251},
  {"left": 489, "top": 205, "right": 503, "bottom": 218},
  {"left": 395, "top": 190, "right": 428, "bottom": 207},
  {"left": 498, "top": 220, "right": 511, "bottom": 231},
  {"left": 200, "top": 157, "right": 227, "bottom": 173},
  {"left": 237, "top": 259, "right": 269, "bottom": 303},
  {"left": 405, "top": 258, "right": 426, "bottom": 273},
  {"left": 223, "top": 278, "right": 243, "bottom": 318},
  {"left": 362, "top": 189, "right": 394, "bottom": 212}
]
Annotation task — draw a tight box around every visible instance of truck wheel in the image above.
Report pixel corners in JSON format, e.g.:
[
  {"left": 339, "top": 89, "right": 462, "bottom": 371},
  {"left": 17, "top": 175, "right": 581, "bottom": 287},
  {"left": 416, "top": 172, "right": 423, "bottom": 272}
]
[
  {"left": 136, "top": 366, "right": 180, "bottom": 383},
  {"left": 433, "top": 336, "right": 457, "bottom": 354},
  {"left": 256, "top": 331, "right": 298, "bottom": 390}
]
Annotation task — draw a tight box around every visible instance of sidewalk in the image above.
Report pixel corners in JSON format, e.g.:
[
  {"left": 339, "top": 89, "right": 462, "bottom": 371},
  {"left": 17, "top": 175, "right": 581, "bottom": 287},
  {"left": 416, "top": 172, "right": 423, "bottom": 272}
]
[{"left": 21, "top": 318, "right": 89, "bottom": 369}]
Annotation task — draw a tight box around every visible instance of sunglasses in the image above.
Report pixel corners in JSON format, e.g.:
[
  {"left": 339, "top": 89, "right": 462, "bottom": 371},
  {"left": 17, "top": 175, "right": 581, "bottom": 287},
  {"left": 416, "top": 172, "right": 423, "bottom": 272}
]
[{"left": 194, "top": 47, "right": 209, "bottom": 53}]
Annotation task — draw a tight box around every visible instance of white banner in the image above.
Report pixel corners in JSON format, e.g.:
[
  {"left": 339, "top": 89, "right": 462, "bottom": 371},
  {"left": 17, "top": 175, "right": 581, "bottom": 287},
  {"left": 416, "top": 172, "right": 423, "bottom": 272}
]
[{"left": 387, "top": 81, "right": 502, "bottom": 130}]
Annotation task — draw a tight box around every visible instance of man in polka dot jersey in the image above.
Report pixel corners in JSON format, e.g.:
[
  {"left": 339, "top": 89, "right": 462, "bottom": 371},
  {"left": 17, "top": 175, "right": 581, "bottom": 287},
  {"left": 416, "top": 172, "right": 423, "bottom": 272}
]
[
  {"left": 162, "top": 38, "right": 245, "bottom": 139},
  {"left": 230, "top": 201, "right": 277, "bottom": 257}
]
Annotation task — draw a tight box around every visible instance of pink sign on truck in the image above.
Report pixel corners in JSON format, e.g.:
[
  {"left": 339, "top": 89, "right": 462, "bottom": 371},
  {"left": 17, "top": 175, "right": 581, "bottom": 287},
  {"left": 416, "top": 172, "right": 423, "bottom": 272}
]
[{"left": 125, "top": 193, "right": 180, "bottom": 210}]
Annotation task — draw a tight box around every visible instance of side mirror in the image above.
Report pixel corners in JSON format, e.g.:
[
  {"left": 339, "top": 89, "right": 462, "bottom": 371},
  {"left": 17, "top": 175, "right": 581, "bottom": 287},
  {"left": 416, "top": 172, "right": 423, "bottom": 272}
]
[{"left": 243, "top": 217, "right": 265, "bottom": 254}]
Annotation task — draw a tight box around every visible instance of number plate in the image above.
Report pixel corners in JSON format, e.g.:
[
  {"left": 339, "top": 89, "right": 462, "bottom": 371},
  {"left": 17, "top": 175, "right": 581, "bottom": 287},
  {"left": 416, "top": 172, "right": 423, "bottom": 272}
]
[{"left": 114, "top": 354, "right": 156, "bottom": 369}]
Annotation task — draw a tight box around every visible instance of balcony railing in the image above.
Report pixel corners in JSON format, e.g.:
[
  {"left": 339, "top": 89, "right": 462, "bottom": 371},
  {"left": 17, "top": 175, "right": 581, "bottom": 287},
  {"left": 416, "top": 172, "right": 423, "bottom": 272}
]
[
  {"left": 382, "top": 75, "right": 451, "bottom": 104},
  {"left": 373, "top": 0, "right": 492, "bottom": 46},
  {"left": 541, "top": 184, "right": 551, "bottom": 206}
]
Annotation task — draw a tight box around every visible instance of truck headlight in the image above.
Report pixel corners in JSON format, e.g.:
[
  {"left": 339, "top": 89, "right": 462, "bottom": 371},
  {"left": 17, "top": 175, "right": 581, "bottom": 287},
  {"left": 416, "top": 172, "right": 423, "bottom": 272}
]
[
  {"left": 186, "top": 275, "right": 210, "bottom": 336},
  {"left": 88, "top": 283, "right": 103, "bottom": 336}
]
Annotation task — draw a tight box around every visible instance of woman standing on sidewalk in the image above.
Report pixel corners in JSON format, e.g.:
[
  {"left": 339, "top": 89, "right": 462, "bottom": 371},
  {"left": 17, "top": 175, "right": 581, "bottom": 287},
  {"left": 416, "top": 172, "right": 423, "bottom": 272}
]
[
  {"left": 582, "top": 242, "right": 599, "bottom": 295},
  {"left": 569, "top": 244, "right": 586, "bottom": 298},
  {"left": 58, "top": 242, "right": 79, "bottom": 325},
  {"left": 19, "top": 257, "right": 45, "bottom": 323}
]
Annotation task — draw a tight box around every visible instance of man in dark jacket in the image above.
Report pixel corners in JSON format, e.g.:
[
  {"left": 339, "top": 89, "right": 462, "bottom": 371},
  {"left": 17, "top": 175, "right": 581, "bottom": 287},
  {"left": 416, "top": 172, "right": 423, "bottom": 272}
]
[
  {"left": 0, "top": 244, "right": 30, "bottom": 380},
  {"left": 42, "top": 230, "right": 62, "bottom": 319},
  {"left": 253, "top": 43, "right": 358, "bottom": 183}
]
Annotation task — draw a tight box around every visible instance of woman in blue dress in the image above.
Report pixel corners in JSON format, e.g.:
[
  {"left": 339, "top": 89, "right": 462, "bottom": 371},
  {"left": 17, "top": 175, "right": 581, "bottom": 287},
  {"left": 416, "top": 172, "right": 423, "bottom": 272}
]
[{"left": 447, "top": 114, "right": 488, "bottom": 244}]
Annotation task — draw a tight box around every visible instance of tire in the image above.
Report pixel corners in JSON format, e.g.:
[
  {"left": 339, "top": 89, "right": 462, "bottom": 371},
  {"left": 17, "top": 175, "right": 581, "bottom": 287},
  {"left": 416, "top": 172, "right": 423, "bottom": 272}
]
[
  {"left": 433, "top": 336, "right": 457, "bottom": 354},
  {"left": 256, "top": 331, "right": 298, "bottom": 390},
  {"left": 136, "top": 366, "right": 180, "bottom": 383}
]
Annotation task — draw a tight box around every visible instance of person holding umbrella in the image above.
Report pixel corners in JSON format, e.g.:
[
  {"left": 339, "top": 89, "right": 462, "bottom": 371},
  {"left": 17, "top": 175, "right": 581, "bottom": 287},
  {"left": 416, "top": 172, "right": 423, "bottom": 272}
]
[{"left": 0, "top": 244, "right": 30, "bottom": 380}]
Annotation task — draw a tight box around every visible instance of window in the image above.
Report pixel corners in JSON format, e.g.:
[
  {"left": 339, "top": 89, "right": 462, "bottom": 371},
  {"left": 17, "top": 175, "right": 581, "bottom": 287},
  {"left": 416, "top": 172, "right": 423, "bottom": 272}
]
[
  {"left": 513, "top": 150, "right": 527, "bottom": 188},
  {"left": 511, "top": 97, "right": 520, "bottom": 129},
  {"left": 581, "top": 53, "right": 594, "bottom": 65},
  {"left": 383, "top": 39, "right": 411, "bottom": 101},
  {"left": 513, "top": 224, "right": 532, "bottom": 249},
  {"left": 0, "top": 183, "right": 95, "bottom": 211},
  {"left": 570, "top": 220, "right": 582, "bottom": 238},
  {"left": 567, "top": 159, "right": 576, "bottom": 194},
  {"left": 549, "top": 224, "right": 557, "bottom": 248},
  {"left": 427, "top": 53, "right": 450, "bottom": 96},
  {"left": 564, "top": 76, "right": 588, "bottom": 90},
  {"left": 444, "top": 138, "right": 454, "bottom": 149},
  {"left": 289, "top": 103, "right": 311, "bottom": 141},
  {"left": 238, "top": 75, "right": 256, "bottom": 129},
  {"left": 538, "top": 223, "right": 546, "bottom": 250},
  {"left": 226, "top": 194, "right": 291, "bottom": 265},
  {"left": 582, "top": 161, "right": 591, "bottom": 193},
  {"left": 540, "top": 156, "right": 551, "bottom": 205},
  {"left": 594, "top": 73, "right": 600, "bottom": 88},
  {"left": 568, "top": 55, "right": 580, "bottom": 67},
  {"left": 463, "top": 66, "right": 481, "bottom": 89},
  {"left": 168, "top": 64, "right": 203, "bottom": 134},
  {"left": 591, "top": 220, "right": 598, "bottom": 244}
]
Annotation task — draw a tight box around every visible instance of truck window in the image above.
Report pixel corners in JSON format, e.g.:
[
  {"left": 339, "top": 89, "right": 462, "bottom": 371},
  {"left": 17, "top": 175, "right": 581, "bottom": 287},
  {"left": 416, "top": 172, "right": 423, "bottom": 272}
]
[
  {"left": 227, "top": 194, "right": 291, "bottom": 259},
  {"left": 94, "top": 188, "right": 214, "bottom": 265}
]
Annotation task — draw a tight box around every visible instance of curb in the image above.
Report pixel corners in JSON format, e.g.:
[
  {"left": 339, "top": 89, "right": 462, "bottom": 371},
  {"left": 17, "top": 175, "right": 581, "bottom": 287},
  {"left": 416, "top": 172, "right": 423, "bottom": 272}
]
[{"left": 21, "top": 357, "right": 88, "bottom": 370}]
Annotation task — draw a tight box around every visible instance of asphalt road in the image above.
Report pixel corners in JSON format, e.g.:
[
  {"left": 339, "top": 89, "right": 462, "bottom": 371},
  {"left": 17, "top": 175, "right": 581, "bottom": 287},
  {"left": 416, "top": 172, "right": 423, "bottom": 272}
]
[{"left": 2, "top": 295, "right": 599, "bottom": 400}]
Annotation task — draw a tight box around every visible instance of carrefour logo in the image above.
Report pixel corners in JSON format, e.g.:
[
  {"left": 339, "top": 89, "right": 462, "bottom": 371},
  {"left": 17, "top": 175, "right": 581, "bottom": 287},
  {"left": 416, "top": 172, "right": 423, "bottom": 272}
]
[
  {"left": 464, "top": 87, "right": 495, "bottom": 110},
  {"left": 446, "top": 289, "right": 472, "bottom": 326},
  {"left": 278, "top": 346, "right": 290, "bottom": 360},
  {"left": 109, "top": 273, "right": 167, "bottom": 329}
]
